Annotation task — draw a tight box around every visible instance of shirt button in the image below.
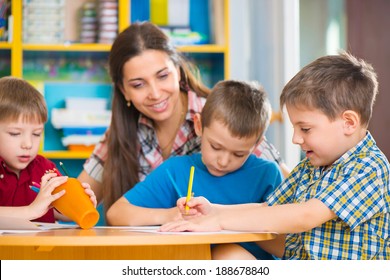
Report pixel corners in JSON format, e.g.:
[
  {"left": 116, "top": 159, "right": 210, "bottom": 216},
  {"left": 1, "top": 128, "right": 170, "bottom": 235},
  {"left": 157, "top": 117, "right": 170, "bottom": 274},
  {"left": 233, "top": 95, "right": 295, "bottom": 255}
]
[{"left": 0, "top": 174, "right": 4, "bottom": 179}]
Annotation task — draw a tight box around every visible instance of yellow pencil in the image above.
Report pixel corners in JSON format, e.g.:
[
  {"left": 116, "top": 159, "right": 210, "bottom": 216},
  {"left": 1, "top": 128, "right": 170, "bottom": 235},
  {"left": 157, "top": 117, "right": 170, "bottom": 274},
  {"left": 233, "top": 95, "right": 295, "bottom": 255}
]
[{"left": 185, "top": 166, "right": 195, "bottom": 213}]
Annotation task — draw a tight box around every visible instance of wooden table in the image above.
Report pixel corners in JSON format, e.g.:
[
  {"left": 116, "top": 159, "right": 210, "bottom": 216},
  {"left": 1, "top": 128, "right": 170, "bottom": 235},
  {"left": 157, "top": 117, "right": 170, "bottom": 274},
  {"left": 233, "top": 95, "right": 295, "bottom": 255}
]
[{"left": 0, "top": 227, "right": 276, "bottom": 260}]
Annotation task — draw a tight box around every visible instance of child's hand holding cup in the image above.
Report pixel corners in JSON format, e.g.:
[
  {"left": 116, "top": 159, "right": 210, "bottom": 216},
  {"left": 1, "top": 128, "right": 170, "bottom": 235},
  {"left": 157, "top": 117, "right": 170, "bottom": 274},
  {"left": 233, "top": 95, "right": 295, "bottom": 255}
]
[{"left": 51, "top": 177, "right": 99, "bottom": 229}]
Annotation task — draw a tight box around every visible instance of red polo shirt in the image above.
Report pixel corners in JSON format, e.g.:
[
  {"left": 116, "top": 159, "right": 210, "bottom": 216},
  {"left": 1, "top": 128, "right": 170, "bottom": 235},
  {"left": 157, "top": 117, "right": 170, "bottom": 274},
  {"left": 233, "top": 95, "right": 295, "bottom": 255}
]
[{"left": 0, "top": 155, "right": 56, "bottom": 223}]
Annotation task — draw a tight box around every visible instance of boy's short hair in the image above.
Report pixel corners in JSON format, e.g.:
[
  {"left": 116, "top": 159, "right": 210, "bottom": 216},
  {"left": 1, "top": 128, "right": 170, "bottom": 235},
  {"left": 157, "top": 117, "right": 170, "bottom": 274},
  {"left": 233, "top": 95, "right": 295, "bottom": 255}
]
[
  {"left": 280, "top": 51, "right": 378, "bottom": 126},
  {"left": 0, "top": 76, "right": 47, "bottom": 124},
  {"left": 201, "top": 80, "right": 272, "bottom": 140}
]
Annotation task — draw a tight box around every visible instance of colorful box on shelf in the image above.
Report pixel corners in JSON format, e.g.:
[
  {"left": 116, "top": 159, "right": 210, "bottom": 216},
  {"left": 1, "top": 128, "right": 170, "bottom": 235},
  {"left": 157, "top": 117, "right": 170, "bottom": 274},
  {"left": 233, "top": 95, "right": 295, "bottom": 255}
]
[
  {"left": 62, "top": 127, "right": 107, "bottom": 136},
  {"left": 61, "top": 135, "right": 102, "bottom": 146},
  {"left": 61, "top": 135, "right": 102, "bottom": 152},
  {"left": 66, "top": 145, "right": 96, "bottom": 152}
]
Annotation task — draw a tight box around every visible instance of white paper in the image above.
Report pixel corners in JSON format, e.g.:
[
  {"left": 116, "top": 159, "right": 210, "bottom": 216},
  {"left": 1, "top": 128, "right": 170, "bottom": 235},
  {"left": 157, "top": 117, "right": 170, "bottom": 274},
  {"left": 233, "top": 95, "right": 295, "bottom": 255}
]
[{"left": 0, "top": 216, "right": 78, "bottom": 234}]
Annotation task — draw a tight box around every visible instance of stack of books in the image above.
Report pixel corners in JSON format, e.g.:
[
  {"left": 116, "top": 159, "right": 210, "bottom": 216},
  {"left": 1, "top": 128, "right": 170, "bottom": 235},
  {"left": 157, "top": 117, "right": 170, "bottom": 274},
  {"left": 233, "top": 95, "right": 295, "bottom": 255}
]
[
  {"left": 79, "top": 1, "right": 98, "bottom": 43},
  {"left": 23, "top": 0, "right": 65, "bottom": 43},
  {"left": 97, "top": 0, "right": 118, "bottom": 44}
]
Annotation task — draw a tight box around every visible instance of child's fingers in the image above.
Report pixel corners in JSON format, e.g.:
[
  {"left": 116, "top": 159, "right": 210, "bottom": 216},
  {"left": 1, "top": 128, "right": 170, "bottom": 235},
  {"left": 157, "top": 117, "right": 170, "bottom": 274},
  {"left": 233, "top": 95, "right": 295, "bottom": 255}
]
[
  {"left": 81, "top": 183, "right": 97, "bottom": 206},
  {"left": 81, "top": 182, "right": 91, "bottom": 189},
  {"left": 182, "top": 211, "right": 201, "bottom": 220},
  {"left": 85, "top": 189, "right": 97, "bottom": 207},
  {"left": 176, "top": 197, "right": 187, "bottom": 207},
  {"left": 51, "top": 189, "right": 66, "bottom": 201},
  {"left": 40, "top": 172, "right": 58, "bottom": 185},
  {"left": 40, "top": 176, "right": 68, "bottom": 194},
  {"left": 159, "top": 220, "right": 193, "bottom": 232},
  {"left": 185, "top": 196, "right": 207, "bottom": 208}
]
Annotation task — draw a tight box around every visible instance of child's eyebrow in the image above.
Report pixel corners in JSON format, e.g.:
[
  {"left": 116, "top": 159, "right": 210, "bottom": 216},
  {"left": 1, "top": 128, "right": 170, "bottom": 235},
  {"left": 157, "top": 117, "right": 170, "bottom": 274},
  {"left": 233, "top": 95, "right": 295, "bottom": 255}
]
[
  {"left": 209, "top": 139, "right": 250, "bottom": 154},
  {"left": 294, "top": 121, "right": 312, "bottom": 126},
  {"left": 6, "top": 123, "right": 43, "bottom": 129}
]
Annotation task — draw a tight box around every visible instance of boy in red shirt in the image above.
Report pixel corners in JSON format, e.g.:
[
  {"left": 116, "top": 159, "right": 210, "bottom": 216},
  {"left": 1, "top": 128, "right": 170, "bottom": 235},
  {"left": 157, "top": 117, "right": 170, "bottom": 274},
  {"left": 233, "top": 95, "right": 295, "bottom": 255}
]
[{"left": 0, "top": 76, "right": 96, "bottom": 222}]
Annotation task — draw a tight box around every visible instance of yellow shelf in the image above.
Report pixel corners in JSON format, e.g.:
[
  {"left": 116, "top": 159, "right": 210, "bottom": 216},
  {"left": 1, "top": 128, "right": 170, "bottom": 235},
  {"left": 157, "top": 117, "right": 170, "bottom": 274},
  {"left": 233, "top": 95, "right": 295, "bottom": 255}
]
[
  {"left": 177, "top": 45, "right": 228, "bottom": 53},
  {"left": 0, "top": 42, "right": 12, "bottom": 49},
  {"left": 22, "top": 43, "right": 112, "bottom": 52},
  {"left": 39, "top": 151, "right": 92, "bottom": 159},
  {"left": 21, "top": 44, "right": 228, "bottom": 53}
]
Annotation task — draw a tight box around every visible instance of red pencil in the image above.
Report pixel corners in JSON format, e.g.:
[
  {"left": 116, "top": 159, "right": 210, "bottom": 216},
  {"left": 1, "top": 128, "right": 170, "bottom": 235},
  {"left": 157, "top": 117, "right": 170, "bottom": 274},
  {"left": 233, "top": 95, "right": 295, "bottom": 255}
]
[
  {"left": 31, "top": 181, "right": 41, "bottom": 188},
  {"left": 53, "top": 168, "right": 62, "bottom": 176}
]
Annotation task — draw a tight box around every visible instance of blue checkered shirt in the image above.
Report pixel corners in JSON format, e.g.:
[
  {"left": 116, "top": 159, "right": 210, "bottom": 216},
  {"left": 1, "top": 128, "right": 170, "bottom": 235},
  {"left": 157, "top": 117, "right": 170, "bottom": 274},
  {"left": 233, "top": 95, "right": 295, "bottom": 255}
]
[{"left": 267, "top": 132, "right": 390, "bottom": 259}]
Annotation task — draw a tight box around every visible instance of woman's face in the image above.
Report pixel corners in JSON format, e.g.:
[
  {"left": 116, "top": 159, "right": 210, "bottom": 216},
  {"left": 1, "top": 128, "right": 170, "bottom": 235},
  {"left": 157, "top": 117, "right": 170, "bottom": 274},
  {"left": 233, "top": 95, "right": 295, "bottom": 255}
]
[{"left": 120, "top": 50, "right": 181, "bottom": 122}]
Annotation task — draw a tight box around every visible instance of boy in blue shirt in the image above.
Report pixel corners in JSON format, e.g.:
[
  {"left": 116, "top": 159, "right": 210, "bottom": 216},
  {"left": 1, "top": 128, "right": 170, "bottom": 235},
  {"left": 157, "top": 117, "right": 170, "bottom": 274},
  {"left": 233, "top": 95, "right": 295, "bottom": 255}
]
[
  {"left": 161, "top": 52, "right": 390, "bottom": 260},
  {"left": 107, "top": 80, "right": 283, "bottom": 259}
]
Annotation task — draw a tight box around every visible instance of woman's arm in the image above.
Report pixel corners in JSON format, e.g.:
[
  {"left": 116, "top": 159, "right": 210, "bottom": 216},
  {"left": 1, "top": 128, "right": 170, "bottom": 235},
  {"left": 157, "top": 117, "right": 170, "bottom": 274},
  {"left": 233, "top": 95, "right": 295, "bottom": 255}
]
[{"left": 106, "top": 197, "right": 182, "bottom": 226}]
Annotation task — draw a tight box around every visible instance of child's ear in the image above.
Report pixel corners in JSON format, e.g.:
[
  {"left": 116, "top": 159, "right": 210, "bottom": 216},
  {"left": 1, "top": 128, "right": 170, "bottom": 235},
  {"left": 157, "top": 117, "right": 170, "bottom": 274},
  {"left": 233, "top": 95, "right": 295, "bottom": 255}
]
[
  {"left": 342, "top": 110, "right": 360, "bottom": 135},
  {"left": 193, "top": 113, "right": 202, "bottom": 136}
]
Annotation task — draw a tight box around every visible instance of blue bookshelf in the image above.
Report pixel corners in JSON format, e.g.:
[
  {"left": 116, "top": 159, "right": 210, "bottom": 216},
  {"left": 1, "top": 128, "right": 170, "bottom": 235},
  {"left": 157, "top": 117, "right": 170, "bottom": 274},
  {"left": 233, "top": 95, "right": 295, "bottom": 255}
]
[{"left": 43, "top": 82, "right": 112, "bottom": 151}]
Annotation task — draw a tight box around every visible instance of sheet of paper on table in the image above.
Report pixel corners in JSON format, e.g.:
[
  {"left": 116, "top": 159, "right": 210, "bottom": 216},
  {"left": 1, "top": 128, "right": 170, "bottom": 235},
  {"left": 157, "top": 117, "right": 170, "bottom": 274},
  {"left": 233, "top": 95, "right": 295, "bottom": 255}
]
[
  {"left": 95, "top": 225, "right": 273, "bottom": 235},
  {"left": 0, "top": 216, "right": 78, "bottom": 234}
]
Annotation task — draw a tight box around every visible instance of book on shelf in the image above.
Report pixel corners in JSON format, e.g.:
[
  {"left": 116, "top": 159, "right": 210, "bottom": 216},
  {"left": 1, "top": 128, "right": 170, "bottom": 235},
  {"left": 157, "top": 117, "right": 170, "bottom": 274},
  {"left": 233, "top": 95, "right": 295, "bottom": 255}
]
[
  {"left": 132, "top": 0, "right": 215, "bottom": 45},
  {"left": 210, "top": 0, "right": 225, "bottom": 45}
]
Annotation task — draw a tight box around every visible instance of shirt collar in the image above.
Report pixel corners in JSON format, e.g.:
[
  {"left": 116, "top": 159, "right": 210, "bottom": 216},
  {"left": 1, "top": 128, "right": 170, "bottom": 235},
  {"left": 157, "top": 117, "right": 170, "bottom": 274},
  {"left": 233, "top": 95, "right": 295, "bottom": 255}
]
[
  {"left": 333, "top": 131, "right": 373, "bottom": 166},
  {"left": 0, "top": 157, "right": 12, "bottom": 174}
]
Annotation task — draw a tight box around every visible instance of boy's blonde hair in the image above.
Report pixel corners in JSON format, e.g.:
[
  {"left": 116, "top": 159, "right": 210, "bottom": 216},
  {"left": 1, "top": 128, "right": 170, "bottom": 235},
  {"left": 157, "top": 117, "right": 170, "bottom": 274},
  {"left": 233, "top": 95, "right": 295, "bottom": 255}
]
[
  {"left": 201, "top": 80, "right": 271, "bottom": 141},
  {"left": 0, "top": 76, "right": 47, "bottom": 124},
  {"left": 280, "top": 51, "right": 378, "bottom": 127}
]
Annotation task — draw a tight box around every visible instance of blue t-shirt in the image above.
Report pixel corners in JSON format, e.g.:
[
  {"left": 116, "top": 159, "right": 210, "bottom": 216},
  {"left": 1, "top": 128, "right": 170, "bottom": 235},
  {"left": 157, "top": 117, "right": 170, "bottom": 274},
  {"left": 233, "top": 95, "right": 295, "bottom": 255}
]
[{"left": 124, "top": 153, "right": 283, "bottom": 259}]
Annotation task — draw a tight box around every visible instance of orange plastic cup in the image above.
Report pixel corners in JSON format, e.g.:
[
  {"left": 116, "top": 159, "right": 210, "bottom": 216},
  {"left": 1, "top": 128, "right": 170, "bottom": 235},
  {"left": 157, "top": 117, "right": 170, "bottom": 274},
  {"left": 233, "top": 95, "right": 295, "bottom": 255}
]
[{"left": 52, "top": 178, "right": 99, "bottom": 229}]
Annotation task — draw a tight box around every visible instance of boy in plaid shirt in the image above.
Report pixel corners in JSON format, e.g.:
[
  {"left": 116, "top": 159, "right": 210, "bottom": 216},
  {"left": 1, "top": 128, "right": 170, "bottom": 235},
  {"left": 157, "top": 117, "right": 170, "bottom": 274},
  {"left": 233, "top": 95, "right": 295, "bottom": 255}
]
[{"left": 161, "top": 52, "right": 390, "bottom": 260}]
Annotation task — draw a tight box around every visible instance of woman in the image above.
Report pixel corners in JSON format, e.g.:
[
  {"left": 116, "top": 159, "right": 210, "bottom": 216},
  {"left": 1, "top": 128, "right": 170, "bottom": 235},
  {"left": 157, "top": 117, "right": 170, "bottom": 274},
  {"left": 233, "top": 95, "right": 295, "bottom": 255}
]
[{"left": 78, "top": 22, "right": 289, "bottom": 216}]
